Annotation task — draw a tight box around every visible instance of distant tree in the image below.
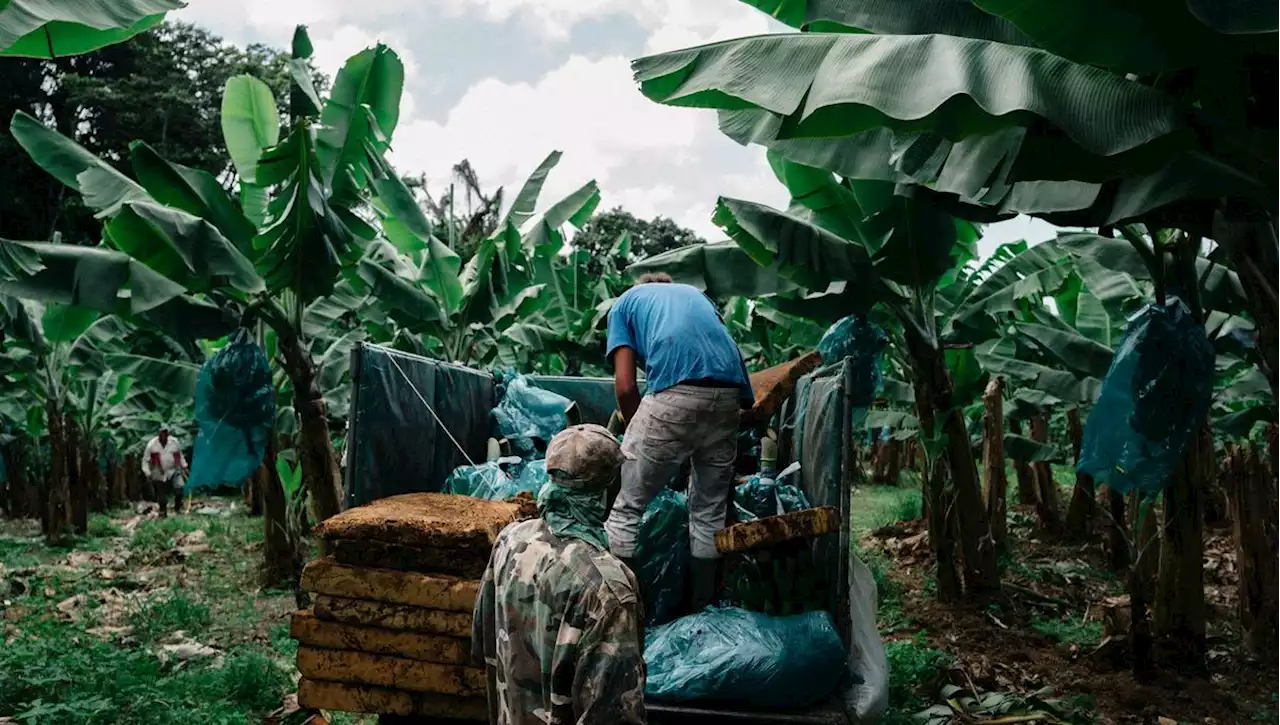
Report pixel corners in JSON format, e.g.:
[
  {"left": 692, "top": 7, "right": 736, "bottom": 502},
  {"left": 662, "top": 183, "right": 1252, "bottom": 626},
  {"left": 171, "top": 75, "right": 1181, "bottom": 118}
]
[
  {"left": 572, "top": 206, "right": 704, "bottom": 274},
  {"left": 405, "top": 159, "right": 504, "bottom": 264},
  {"left": 0, "top": 22, "right": 324, "bottom": 243}
]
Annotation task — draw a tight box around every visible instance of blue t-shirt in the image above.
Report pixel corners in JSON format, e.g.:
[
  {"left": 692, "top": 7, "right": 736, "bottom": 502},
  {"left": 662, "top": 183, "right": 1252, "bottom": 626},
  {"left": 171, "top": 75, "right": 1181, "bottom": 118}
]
[{"left": 606, "top": 283, "right": 754, "bottom": 407}]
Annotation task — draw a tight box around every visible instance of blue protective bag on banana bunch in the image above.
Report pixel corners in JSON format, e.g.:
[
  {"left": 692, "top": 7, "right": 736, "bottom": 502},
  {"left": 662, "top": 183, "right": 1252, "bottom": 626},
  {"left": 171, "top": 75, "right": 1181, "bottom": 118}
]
[
  {"left": 644, "top": 605, "right": 848, "bottom": 709},
  {"left": 734, "top": 462, "right": 809, "bottom": 520},
  {"left": 188, "top": 328, "right": 274, "bottom": 493},
  {"left": 1078, "top": 297, "right": 1214, "bottom": 494},
  {"left": 817, "top": 315, "right": 887, "bottom": 407},
  {"left": 634, "top": 487, "right": 690, "bottom": 626},
  {"left": 491, "top": 371, "right": 572, "bottom": 458}
]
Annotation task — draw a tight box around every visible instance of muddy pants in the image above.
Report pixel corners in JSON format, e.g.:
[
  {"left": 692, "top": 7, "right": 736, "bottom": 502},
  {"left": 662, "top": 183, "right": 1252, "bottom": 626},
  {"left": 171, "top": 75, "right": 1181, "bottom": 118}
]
[
  {"left": 605, "top": 385, "right": 740, "bottom": 559},
  {"left": 150, "top": 473, "right": 183, "bottom": 515}
]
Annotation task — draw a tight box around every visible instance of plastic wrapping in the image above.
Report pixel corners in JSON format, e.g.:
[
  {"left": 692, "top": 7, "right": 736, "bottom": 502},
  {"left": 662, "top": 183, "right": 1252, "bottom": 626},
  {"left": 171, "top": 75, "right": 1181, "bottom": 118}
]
[
  {"left": 444, "top": 458, "right": 547, "bottom": 501},
  {"left": 528, "top": 375, "right": 644, "bottom": 425},
  {"left": 644, "top": 606, "right": 848, "bottom": 709},
  {"left": 345, "top": 345, "right": 494, "bottom": 508},
  {"left": 635, "top": 488, "right": 690, "bottom": 626},
  {"left": 187, "top": 329, "right": 274, "bottom": 494},
  {"left": 491, "top": 372, "right": 573, "bottom": 458},
  {"left": 734, "top": 463, "right": 810, "bottom": 520},
  {"left": 1078, "top": 297, "right": 1215, "bottom": 494},
  {"left": 843, "top": 554, "right": 889, "bottom": 722}
]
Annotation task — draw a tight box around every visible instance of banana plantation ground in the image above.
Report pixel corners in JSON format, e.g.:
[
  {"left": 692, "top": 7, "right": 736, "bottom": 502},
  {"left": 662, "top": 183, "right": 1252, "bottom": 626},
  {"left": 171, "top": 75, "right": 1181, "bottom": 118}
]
[{"left": 1, "top": 482, "right": 1273, "bottom": 725}]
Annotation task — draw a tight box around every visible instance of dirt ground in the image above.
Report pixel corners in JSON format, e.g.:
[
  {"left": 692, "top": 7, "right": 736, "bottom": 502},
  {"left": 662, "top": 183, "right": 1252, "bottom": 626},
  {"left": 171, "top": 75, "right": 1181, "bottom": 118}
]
[{"left": 863, "top": 501, "right": 1277, "bottom": 725}]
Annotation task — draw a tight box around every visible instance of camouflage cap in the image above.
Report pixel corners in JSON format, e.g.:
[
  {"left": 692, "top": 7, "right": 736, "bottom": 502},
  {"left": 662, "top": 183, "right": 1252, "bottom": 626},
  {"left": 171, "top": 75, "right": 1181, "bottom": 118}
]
[{"left": 545, "top": 424, "right": 631, "bottom": 489}]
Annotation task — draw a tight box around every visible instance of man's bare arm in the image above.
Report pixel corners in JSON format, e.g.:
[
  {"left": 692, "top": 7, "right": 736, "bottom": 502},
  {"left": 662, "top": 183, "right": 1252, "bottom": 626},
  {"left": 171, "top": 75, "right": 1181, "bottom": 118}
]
[{"left": 613, "top": 346, "right": 642, "bottom": 423}]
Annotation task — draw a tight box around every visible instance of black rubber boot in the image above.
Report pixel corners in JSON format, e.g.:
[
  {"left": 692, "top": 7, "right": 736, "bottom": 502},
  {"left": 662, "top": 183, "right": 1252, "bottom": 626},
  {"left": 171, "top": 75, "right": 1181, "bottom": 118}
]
[{"left": 689, "top": 556, "right": 720, "bottom": 613}]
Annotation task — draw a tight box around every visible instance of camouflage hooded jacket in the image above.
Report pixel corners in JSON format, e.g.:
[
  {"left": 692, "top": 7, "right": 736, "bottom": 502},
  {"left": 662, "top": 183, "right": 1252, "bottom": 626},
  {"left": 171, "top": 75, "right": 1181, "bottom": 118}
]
[{"left": 472, "top": 518, "right": 646, "bottom": 724}]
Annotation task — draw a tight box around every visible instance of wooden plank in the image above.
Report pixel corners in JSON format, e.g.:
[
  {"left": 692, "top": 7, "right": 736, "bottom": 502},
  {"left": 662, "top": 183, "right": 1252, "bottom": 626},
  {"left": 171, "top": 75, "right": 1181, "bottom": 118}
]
[
  {"left": 312, "top": 596, "right": 473, "bottom": 638},
  {"left": 301, "top": 557, "right": 479, "bottom": 612},
  {"left": 332, "top": 538, "right": 490, "bottom": 579},
  {"left": 714, "top": 506, "right": 841, "bottom": 554},
  {"left": 296, "top": 647, "right": 485, "bottom": 697},
  {"left": 291, "top": 610, "right": 471, "bottom": 665},
  {"left": 297, "top": 678, "right": 486, "bottom": 721}
]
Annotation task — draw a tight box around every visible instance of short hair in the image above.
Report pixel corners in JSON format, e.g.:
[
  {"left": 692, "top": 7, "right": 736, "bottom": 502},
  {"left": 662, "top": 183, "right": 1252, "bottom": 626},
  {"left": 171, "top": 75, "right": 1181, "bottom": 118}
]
[{"left": 638, "top": 272, "right": 673, "bottom": 284}]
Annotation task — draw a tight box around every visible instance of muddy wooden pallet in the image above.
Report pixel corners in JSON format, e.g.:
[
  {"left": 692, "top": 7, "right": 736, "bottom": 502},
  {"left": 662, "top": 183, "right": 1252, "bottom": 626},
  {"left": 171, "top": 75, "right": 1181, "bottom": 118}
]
[{"left": 293, "top": 492, "right": 523, "bottom": 721}]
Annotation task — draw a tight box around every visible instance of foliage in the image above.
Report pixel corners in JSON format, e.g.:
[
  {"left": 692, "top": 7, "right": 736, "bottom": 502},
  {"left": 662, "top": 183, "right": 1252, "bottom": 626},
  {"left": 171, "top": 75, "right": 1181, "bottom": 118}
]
[
  {"left": 884, "top": 633, "right": 952, "bottom": 724},
  {"left": 1031, "top": 616, "right": 1104, "bottom": 647},
  {"left": 572, "top": 206, "right": 705, "bottom": 275}
]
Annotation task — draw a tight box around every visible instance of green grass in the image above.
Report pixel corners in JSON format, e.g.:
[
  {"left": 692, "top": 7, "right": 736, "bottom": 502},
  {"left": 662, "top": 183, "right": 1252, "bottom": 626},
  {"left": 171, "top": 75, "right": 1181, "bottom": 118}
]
[
  {"left": 1032, "top": 616, "right": 1104, "bottom": 647},
  {"left": 883, "top": 633, "right": 953, "bottom": 725},
  {"left": 0, "top": 497, "right": 300, "bottom": 725},
  {"left": 851, "top": 483, "right": 921, "bottom": 535}
]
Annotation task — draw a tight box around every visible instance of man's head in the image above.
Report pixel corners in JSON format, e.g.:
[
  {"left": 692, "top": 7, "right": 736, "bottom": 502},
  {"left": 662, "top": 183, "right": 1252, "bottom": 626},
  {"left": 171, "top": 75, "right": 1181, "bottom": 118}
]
[
  {"left": 637, "top": 272, "right": 672, "bottom": 285},
  {"left": 545, "top": 424, "right": 630, "bottom": 494},
  {"left": 158, "top": 426, "right": 170, "bottom": 444}
]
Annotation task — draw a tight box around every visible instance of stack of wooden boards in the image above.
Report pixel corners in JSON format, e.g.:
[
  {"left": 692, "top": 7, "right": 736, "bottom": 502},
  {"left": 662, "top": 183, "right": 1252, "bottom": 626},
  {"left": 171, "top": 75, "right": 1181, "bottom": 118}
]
[{"left": 292, "top": 492, "right": 525, "bottom": 721}]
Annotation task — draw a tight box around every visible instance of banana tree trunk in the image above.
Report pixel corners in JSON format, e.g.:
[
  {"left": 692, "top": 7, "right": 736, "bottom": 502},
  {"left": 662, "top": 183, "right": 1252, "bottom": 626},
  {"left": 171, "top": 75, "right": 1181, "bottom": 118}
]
[
  {"left": 1154, "top": 426, "right": 1210, "bottom": 672},
  {"left": 45, "top": 402, "right": 70, "bottom": 544},
  {"left": 1106, "top": 487, "right": 1129, "bottom": 571},
  {"left": 1223, "top": 444, "right": 1278, "bottom": 657},
  {"left": 905, "top": 330, "right": 999, "bottom": 600},
  {"left": 260, "top": 434, "right": 299, "bottom": 588},
  {"left": 1008, "top": 418, "right": 1037, "bottom": 505},
  {"left": 1063, "top": 408, "right": 1096, "bottom": 540},
  {"left": 1216, "top": 215, "right": 1277, "bottom": 398},
  {"left": 65, "top": 414, "right": 87, "bottom": 535},
  {"left": 275, "top": 326, "right": 344, "bottom": 524},
  {"left": 980, "top": 376, "right": 1008, "bottom": 548},
  {"left": 1029, "top": 414, "right": 1062, "bottom": 531},
  {"left": 125, "top": 455, "right": 140, "bottom": 501},
  {"left": 82, "top": 438, "right": 104, "bottom": 515}
]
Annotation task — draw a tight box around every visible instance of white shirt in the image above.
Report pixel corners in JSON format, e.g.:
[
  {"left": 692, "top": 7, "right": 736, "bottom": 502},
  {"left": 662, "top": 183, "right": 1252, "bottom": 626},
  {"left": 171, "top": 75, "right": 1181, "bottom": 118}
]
[{"left": 141, "top": 435, "right": 186, "bottom": 481}]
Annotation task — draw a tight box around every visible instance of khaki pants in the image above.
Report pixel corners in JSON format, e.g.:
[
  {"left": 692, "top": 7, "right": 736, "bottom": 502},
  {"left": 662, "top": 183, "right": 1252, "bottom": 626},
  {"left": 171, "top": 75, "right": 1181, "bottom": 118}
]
[{"left": 605, "top": 385, "right": 740, "bottom": 559}]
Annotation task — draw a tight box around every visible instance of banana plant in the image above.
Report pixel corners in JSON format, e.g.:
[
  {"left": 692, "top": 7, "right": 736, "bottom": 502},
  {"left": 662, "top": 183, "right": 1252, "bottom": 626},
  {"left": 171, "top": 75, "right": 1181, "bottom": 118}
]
[{"left": 0, "top": 26, "right": 435, "bottom": 524}]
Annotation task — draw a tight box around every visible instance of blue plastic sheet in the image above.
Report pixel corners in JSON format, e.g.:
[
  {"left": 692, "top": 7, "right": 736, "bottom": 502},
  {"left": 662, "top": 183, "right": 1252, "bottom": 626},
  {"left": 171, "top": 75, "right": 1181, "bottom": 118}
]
[
  {"left": 635, "top": 488, "right": 690, "bottom": 626},
  {"left": 491, "top": 372, "right": 572, "bottom": 458},
  {"left": 644, "top": 606, "right": 848, "bottom": 709},
  {"left": 188, "top": 329, "right": 274, "bottom": 493},
  {"left": 1078, "top": 297, "right": 1215, "bottom": 494},
  {"left": 445, "top": 458, "right": 548, "bottom": 501}
]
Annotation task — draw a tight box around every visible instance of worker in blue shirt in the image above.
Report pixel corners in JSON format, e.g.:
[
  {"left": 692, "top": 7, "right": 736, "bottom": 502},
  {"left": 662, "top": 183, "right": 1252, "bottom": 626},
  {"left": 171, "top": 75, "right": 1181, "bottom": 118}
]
[{"left": 604, "top": 272, "right": 754, "bottom": 612}]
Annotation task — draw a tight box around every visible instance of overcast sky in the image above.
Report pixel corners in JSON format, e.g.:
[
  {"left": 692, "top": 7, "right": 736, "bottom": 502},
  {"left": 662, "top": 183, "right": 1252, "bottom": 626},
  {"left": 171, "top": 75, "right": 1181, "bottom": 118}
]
[{"left": 177, "top": 0, "right": 1055, "bottom": 257}]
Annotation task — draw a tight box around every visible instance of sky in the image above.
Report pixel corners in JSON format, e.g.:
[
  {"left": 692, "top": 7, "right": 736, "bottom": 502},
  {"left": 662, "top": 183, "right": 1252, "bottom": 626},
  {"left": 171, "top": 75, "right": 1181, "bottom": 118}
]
[{"left": 176, "top": 0, "right": 1056, "bottom": 258}]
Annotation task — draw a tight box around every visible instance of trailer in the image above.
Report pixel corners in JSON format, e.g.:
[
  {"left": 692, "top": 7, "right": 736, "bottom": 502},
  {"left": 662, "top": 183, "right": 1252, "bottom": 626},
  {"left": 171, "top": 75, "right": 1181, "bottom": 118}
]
[{"left": 342, "top": 343, "right": 886, "bottom": 724}]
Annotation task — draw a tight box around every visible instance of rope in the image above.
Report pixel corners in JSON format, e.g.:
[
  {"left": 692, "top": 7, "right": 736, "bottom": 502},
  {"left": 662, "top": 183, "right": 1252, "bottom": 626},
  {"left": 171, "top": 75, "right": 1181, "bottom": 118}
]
[{"left": 384, "top": 352, "right": 479, "bottom": 469}]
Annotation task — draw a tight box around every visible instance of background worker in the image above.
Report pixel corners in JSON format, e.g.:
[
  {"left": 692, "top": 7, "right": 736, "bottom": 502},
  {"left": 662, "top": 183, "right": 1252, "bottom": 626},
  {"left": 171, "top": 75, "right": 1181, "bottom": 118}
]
[
  {"left": 473, "top": 424, "right": 646, "bottom": 725},
  {"left": 604, "top": 272, "right": 753, "bottom": 612},
  {"left": 140, "top": 425, "right": 187, "bottom": 517}
]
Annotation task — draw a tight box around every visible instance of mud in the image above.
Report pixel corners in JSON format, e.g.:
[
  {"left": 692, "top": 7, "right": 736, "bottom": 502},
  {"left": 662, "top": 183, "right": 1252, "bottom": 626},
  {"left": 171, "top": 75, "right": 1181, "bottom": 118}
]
[
  {"left": 301, "top": 557, "right": 479, "bottom": 612},
  {"left": 313, "top": 493, "right": 519, "bottom": 551},
  {"left": 291, "top": 610, "right": 471, "bottom": 664},
  {"left": 331, "top": 538, "right": 490, "bottom": 579},
  {"left": 296, "top": 646, "right": 486, "bottom": 696},
  {"left": 312, "top": 595, "right": 473, "bottom": 638},
  {"left": 297, "top": 679, "right": 487, "bottom": 721},
  {"left": 715, "top": 505, "right": 840, "bottom": 553}
]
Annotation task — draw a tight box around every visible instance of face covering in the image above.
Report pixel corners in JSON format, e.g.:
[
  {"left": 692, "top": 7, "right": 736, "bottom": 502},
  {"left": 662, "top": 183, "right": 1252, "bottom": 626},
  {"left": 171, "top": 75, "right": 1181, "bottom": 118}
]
[{"left": 536, "top": 481, "right": 610, "bottom": 550}]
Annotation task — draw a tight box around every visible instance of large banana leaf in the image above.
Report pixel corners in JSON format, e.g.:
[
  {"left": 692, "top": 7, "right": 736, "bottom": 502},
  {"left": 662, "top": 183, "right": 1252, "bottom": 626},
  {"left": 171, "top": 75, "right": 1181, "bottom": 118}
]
[
  {"left": 316, "top": 44, "right": 404, "bottom": 198},
  {"left": 625, "top": 241, "right": 796, "bottom": 299},
  {"left": 129, "top": 142, "right": 257, "bottom": 253},
  {"left": 502, "top": 151, "right": 561, "bottom": 229},
  {"left": 0, "top": 0, "right": 182, "bottom": 58},
  {"left": 254, "top": 126, "right": 355, "bottom": 303},
  {"left": 1012, "top": 320, "right": 1113, "bottom": 380},
  {"left": 633, "top": 33, "right": 1185, "bottom": 161},
  {"left": 105, "top": 202, "right": 264, "bottom": 294},
  {"left": 740, "top": 0, "right": 1034, "bottom": 42},
  {"left": 220, "top": 74, "right": 280, "bottom": 185},
  {"left": 521, "top": 180, "right": 600, "bottom": 256},
  {"left": 11, "top": 110, "right": 149, "bottom": 216},
  {"left": 975, "top": 335, "right": 1101, "bottom": 405},
  {"left": 365, "top": 146, "right": 463, "bottom": 312},
  {"left": 355, "top": 242, "right": 446, "bottom": 328}
]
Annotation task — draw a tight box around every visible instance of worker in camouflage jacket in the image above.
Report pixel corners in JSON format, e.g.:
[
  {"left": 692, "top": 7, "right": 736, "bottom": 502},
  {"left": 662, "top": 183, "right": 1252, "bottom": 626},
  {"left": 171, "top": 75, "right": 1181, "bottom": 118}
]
[{"left": 473, "top": 423, "right": 647, "bottom": 725}]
